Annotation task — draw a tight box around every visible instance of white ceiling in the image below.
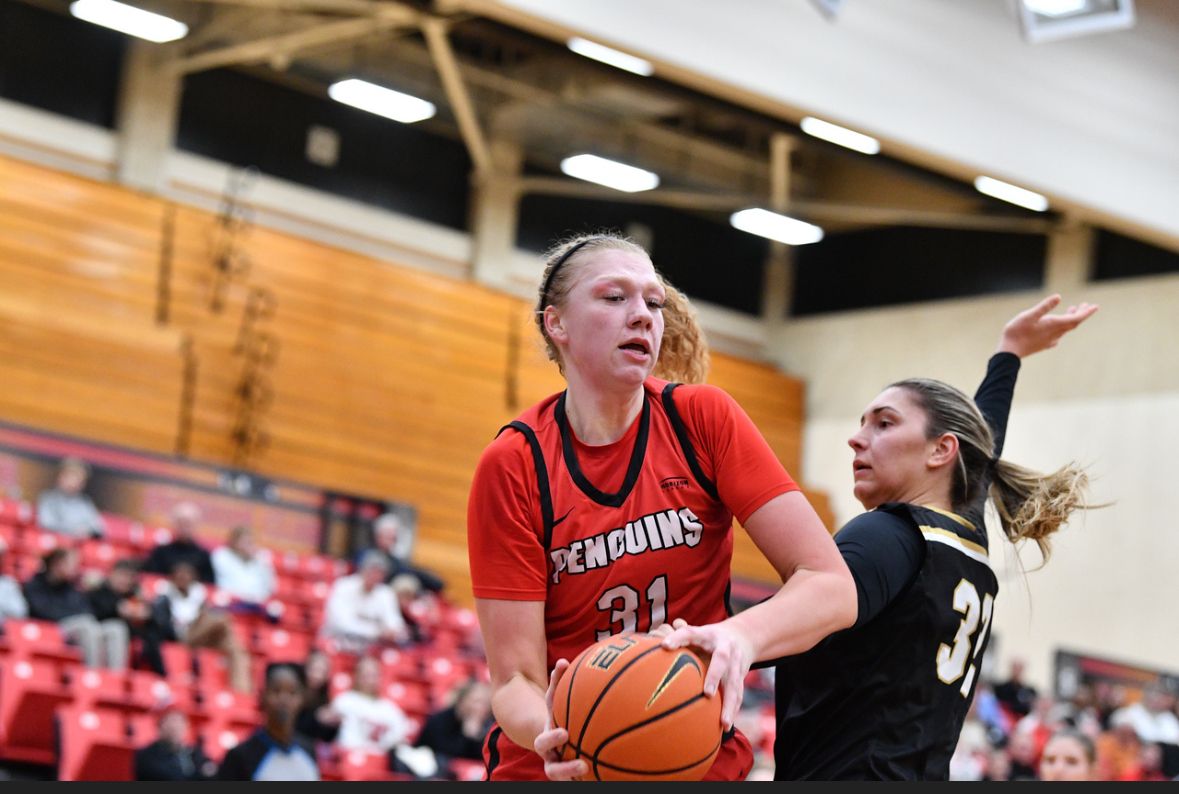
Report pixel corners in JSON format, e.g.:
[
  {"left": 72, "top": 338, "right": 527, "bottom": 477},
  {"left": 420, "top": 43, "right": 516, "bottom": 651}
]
[{"left": 479, "top": 0, "right": 1179, "bottom": 251}]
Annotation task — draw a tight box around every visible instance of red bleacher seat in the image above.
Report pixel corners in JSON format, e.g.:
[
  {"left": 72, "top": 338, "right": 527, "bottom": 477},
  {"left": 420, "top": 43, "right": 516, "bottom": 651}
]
[
  {"left": 2, "top": 618, "right": 84, "bottom": 666},
  {"left": 55, "top": 705, "right": 135, "bottom": 781},
  {"left": 0, "top": 656, "right": 75, "bottom": 765},
  {"left": 72, "top": 667, "right": 132, "bottom": 712},
  {"left": 0, "top": 499, "right": 33, "bottom": 528},
  {"left": 251, "top": 625, "right": 313, "bottom": 664},
  {"left": 159, "top": 641, "right": 195, "bottom": 686},
  {"left": 127, "top": 670, "right": 197, "bottom": 714}
]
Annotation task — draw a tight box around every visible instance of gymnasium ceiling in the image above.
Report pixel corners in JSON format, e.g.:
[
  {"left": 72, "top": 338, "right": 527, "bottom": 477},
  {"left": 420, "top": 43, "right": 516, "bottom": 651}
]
[{"left": 6, "top": 0, "right": 1179, "bottom": 316}]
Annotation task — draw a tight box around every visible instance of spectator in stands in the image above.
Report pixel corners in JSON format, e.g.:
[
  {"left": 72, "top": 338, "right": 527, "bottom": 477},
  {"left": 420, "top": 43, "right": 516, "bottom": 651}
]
[
  {"left": 143, "top": 501, "right": 214, "bottom": 583},
  {"left": 1038, "top": 728, "right": 1097, "bottom": 781},
  {"left": 1097, "top": 709, "right": 1146, "bottom": 780},
  {"left": 216, "top": 662, "right": 320, "bottom": 781},
  {"left": 355, "top": 512, "right": 444, "bottom": 594},
  {"left": 150, "top": 560, "right": 252, "bottom": 692},
  {"left": 0, "top": 539, "right": 28, "bottom": 627},
  {"left": 133, "top": 707, "right": 216, "bottom": 781},
  {"left": 994, "top": 657, "right": 1039, "bottom": 723},
  {"left": 320, "top": 550, "right": 410, "bottom": 654},
  {"left": 23, "top": 547, "right": 128, "bottom": 668},
  {"left": 1108, "top": 684, "right": 1179, "bottom": 748},
  {"left": 1005, "top": 724, "right": 1043, "bottom": 781},
  {"left": 414, "top": 679, "right": 492, "bottom": 774},
  {"left": 295, "top": 647, "right": 341, "bottom": 744},
  {"left": 86, "top": 557, "right": 166, "bottom": 675},
  {"left": 211, "top": 525, "right": 276, "bottom": 614},
  {"left": 35, "top": 456, "right": 105, "bottom": 539},
  {"left": 390, "top": 572, "right": 439, "bottom": 645},
  {"left": 332, "top": 655, "right": 433, "bottom": 778}
]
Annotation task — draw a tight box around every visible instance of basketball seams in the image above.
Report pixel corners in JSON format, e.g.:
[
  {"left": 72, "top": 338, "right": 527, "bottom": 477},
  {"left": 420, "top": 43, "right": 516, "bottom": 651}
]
[
  {"left": 554, "top": 633, "right": 721, "bottom": 780},
  {"left": 588, "top": 693, "right": 722, "bottom": 780}
]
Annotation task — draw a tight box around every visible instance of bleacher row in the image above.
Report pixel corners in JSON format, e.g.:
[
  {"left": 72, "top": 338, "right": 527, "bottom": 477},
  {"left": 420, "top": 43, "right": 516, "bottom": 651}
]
[{"left": 0, "top": 498, "right": 489, "bottom": 781}]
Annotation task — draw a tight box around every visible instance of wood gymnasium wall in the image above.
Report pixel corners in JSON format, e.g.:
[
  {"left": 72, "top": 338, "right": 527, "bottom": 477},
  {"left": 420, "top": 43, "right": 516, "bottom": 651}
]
[{"left": 0, "top": 153, "right": 830, "bottom": 605}]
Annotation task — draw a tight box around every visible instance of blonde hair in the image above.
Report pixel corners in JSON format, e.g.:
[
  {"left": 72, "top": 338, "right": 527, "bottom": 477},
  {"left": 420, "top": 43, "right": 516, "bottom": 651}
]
[
  {"left": 535, "top": 233, "right": 709, "bottom": 385},
  {"left": 892, "top": 377, "right": 1093, "bottom": 564}
]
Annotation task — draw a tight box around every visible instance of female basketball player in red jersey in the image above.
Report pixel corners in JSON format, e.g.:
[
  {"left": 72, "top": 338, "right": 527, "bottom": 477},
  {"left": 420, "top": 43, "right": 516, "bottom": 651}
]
[{"left": 466, "top": 233, "right": 857, "bottom": 781}]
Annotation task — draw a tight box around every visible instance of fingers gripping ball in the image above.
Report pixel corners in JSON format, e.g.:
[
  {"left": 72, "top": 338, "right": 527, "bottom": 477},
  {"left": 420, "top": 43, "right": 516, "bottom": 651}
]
[{"left": 552, "top": 633, "right": 723, "bottom": 781}]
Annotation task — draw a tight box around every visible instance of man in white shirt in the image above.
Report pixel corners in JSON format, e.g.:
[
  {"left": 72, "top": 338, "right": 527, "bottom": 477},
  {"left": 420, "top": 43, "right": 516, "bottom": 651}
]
[
  {"left": 212, "top": 526, "right": 277, "bottom": 607},
  {"left": 320, "top": 550, "right": 410, "bottom": 654}
]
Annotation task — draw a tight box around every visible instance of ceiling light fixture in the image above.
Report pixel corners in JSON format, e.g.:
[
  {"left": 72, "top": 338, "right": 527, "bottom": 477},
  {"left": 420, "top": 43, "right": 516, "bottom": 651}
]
[
  {"left": 68, "top": 0, "right": 188, "bottom": 42},
  {"left": 973, "top": 176, "right": 1050, "bottom": 212},
  {"left": 730, "top": 208, "right": 824, "bottom": 246},
  {"left": 567, "top": 37, "right": 654, "bottom": 77},
  {"left": 560, "top": 154, "right": 660, "bottom": 193},
  {"left": 1017, "top": 0, "right": 1135, "bottom": 43},
  {"left": 800, "top": 116, "right": 880, "bottom": 155},
  {"left": 327, "top": 78, "right": 436, "bottom": 124}
]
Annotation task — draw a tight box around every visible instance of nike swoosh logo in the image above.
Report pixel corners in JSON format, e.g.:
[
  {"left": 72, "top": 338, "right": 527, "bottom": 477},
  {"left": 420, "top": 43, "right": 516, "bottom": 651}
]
[
  {"left": 647, "top": 652, "right": 703, "bottom": 708},
  {"left": 552, "top": 507, "right": 574, "bottom": 528}
]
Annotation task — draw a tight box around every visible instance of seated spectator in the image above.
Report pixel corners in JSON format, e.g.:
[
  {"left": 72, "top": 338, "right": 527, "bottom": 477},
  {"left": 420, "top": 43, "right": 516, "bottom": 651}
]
[
  {"left": 86, "top": 558, "right": 167, "bottom": 676},
  {"left": 390, "top": 573, "right": 440, "bottom": 645},
  {"left": 23, "top": 547, "right": 128, "bottom": 668},
  {"left": 332, "top": 655, "right": 433, "bottom": 778},
  {"left": 0, "top": 539, "right": 29, "bottom": 627},
  {"left": 133, "top": 707, "right": 216, "bottom": 781},
  {"left": 1109, "top": 685, "right": 1179, "bottom": 747},
  {"left": 150, "top": 561, "right": 252, "bottom": 692},
  {"left": 143, "top": 502, "right": 214, "bottom": 584},
  {"left": 296, "top": 648, "right": 341, "bottom": 744},
  {"left": 321, "top": 550, "right": 409, "bottom": 654},
  {"left": 211, "top": 525, "right": 276, "bottom": 613},
  {"left": 414, "top": 679, "right": 492, "bottom": 774},
  {"left": 355, "top": 512, "right": 444, "bottom": 594},
  {"left": 1038, "top": 728, "right": 1097, "bottom": 781},
  {"left": 216, "top": 662, "right": 320, "bottom": 781},
  {"left": 36, "top": 456, "right": 105, "bottom": 539}
]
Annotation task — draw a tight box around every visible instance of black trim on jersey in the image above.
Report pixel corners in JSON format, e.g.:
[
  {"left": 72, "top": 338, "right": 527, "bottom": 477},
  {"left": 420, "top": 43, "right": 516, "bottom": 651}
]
[
  {"left": 486, "top": 726, "right": 503, "bottom": 778},
  {"left": 554, "top": 390, "right": 650, "bottom": 508},
  {"left": 661, "top": 383, "right": 720, "bottom": 501},
  {"left": 497, "top": 421, "right": 555, "bottom": 551}
]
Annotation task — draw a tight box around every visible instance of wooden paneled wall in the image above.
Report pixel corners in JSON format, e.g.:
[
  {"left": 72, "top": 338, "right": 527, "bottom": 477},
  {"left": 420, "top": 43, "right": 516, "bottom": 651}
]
[{"left": 0, "top": 154, "right": 831, "bottom": 605}]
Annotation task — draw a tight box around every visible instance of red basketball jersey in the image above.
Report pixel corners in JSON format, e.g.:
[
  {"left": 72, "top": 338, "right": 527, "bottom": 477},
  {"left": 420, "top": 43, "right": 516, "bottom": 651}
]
[{"left": 468, "top": 377, "right": 798, "bottom": 781}]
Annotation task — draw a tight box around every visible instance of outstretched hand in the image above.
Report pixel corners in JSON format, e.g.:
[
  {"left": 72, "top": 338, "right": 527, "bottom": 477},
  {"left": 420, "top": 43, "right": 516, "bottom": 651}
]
[
  {"left": 997, "top": 293, "right": 1098, "bottom": 359},
  {"left": 660, "top": 618, "right": 753, "bottom": 731}
]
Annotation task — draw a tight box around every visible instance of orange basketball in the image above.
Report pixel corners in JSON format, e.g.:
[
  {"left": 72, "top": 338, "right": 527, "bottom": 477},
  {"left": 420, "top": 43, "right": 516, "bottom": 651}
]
[{"left": 551, "top": 632, "right": 723, "bottom": 781}]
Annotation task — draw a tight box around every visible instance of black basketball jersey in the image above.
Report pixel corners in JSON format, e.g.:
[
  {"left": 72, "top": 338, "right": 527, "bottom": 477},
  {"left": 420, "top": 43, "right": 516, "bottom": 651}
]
[{"left": 773, "top": 502, "right": 999, "bottom": 780}]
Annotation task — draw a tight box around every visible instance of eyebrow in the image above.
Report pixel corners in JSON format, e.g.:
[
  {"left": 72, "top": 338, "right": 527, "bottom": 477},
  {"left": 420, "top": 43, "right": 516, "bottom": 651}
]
[{"left": 860, "top": 405, "right": 898, "bottom": 424}]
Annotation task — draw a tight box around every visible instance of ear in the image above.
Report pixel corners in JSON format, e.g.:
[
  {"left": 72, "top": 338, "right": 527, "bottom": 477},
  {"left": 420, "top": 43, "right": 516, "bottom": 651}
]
[
  {"left": 927, "top": 432, "right": 959, "bottom": 470},
  {"left": 543, "top": 306, "right": 567, "bottom": 343}
]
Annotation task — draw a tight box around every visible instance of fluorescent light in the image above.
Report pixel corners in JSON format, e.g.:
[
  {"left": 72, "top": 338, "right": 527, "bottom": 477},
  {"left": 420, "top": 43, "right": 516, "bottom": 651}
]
[
  {"left": 800, "top": 116, "right": 880, "bottom": 155},
  {"left": 327, "top": 78, "right": 436, "bottom": 124},
  {"left": 567, "top": 37, "right": 653, "bottom": 77},
  {"left": 1022, "top": 0, "right": 1088, "bottom": 16},
  {"left": 973, "top": 176, "right": 1050, "bottom": 212},
  {"left": 69, "top": 0, "right": 187, "bottom": 42},
  {"left": 730, "top": 208, "right": 824, "bottom": 245},
  {"left": 560, "top": 154, "right": 660, "bottom": 193}
]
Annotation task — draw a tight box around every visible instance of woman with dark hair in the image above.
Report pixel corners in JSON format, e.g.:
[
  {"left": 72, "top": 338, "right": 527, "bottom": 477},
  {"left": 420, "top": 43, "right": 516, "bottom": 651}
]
[
  {"left": 1039, "top": 728, "right": 1098, "bottom": 781},
  {"left": 216, "top": 662, "right": 320, "bottom": 781},
  {"left": 695, "top": 293, "right": 1098, "bottom": 781}
]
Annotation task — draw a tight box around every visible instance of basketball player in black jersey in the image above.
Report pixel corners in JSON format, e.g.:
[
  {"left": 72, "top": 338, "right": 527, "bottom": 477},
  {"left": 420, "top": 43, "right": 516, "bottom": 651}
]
[
  {"left": 661, "top": 293, "right": 1099, "bottom": 779},
  {"left": 768, "top": 294, "right": 1099, "bottom": 780}
]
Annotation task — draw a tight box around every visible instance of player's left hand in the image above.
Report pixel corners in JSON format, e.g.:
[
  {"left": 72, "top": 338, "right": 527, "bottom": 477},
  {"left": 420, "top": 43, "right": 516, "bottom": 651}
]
[{"left": 537, "top": 658, "right": 588, "bottom": 781}]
